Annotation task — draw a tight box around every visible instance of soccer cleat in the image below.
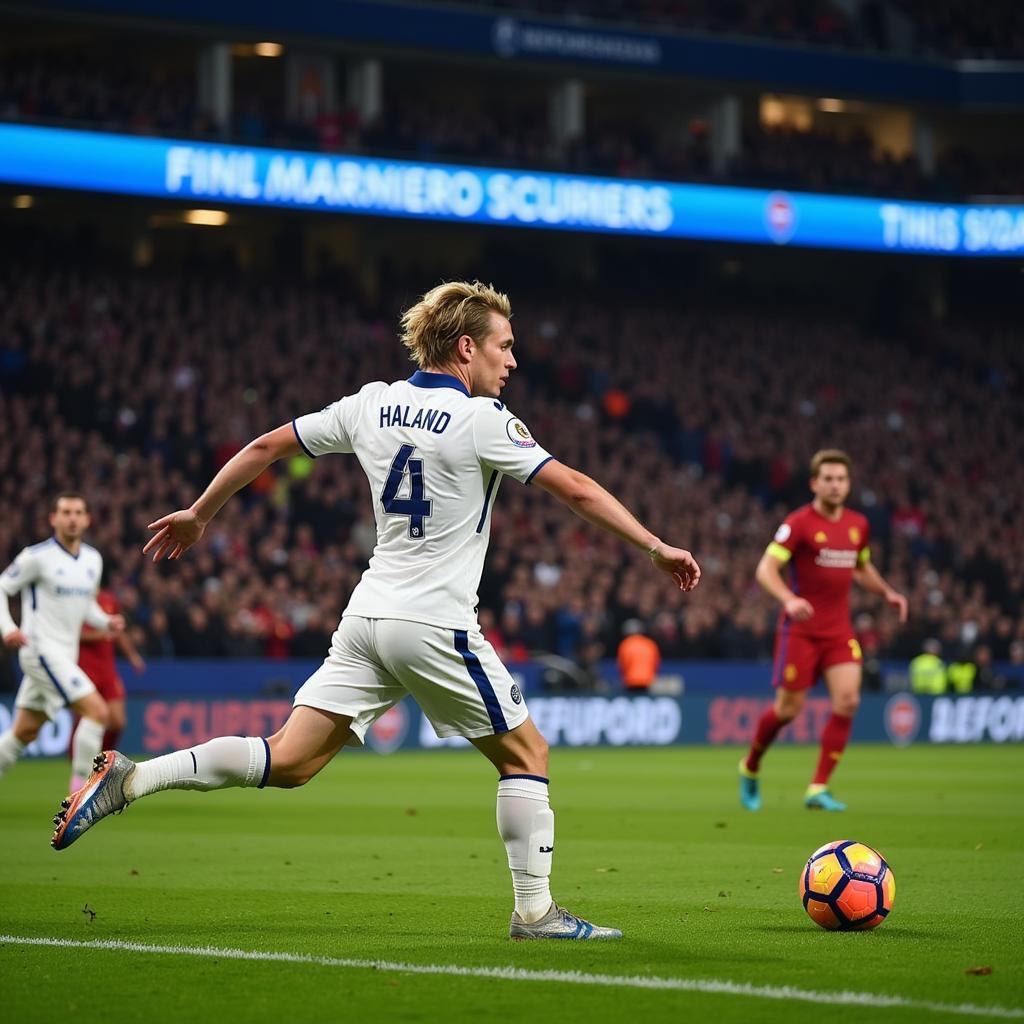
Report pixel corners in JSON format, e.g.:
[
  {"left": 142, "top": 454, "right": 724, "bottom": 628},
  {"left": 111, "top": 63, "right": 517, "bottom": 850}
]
[
  {"left": 805, "top": 787, "right": 846, "bottom": 812},
  {"left": 738, "top": 758, "right": 762, "bottom": 811},
  {"left": 509, "top": 902, "right": 622, "bottom": 940},
  {"left": 51, "top": 751, "right": 135, "bottom": 851}
]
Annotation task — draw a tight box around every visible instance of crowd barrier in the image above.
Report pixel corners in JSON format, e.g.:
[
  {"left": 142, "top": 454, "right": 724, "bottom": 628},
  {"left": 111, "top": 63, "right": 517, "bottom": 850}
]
[
  {"left": 4, "top": 690, "right": 1022, "bottom": 758},
  {"left": 0, "top": 656, "right": 928, "bottom": 697}
]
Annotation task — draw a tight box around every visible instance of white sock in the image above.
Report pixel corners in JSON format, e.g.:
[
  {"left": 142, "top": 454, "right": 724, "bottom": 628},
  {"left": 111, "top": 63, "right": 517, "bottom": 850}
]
[
  {"left": 0, "top": 730, "right": 27, "bottom": 778},
  {"left": 125, "top": 736, "right": 269, "bottom": 800},
  {"left": 71, "top": 717, "right": 105, "bottom": 781},
  {"left": 497, "top": 774, "right": 554, "bottom": 924}
]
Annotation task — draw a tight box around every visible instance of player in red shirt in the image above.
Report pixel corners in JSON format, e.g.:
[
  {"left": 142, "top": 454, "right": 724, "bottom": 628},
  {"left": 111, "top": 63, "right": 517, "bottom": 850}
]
[
  {"left": 70, "top": 587, "right": 146, "bottom": 791},
  {"left": 739, "top": 449, "right": 907, "bottom": 811}
]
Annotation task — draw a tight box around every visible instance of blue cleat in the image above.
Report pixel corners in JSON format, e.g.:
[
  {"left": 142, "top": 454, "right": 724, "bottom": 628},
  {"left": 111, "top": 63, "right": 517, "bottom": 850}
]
[
  {"left": 509, "top": 902, "right": 622, "bottom": 940},
  {"left": 804, "top": 786, "right": 846, "bottom": 812},
  {"left": 51, "top": 751, "right": 134, "bottom": 850},
  {"left": 738, "top": 758, "right": 762, "bottom": 811}
]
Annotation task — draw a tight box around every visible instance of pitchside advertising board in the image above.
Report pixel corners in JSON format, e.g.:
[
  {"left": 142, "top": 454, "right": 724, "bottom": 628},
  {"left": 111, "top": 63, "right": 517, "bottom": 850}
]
[
  {"left": 4, "top": 692, "right": 1022, "bottom": 757},
  {"left": 2, "top": 124, "right": 1024, "bottom": 256}
]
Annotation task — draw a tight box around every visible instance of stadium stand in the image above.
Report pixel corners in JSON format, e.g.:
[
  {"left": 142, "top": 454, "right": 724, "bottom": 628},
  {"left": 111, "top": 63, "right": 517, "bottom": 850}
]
[
  {"left": 1, "top": 268, "right": 1020, "bottom": 671},
  {"left": 452, "top": 0, "right": 1024, "bottom": 58}
]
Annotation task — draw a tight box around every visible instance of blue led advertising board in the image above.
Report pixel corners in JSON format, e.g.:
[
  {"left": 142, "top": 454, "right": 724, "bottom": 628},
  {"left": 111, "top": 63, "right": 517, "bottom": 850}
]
[{"left": 2, "top": 124, "right": 1022, "bottom": 256}]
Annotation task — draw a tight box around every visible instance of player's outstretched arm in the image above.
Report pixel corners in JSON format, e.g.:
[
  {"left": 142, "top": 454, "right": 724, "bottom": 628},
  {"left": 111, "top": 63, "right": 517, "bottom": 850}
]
[
  {"left": 531, "top": 460, "right": 700, "bottom": 592},
  {"left": 144, "top": 423, "right": 301, "bottom": 562},
  {"left": 853, "top": 562, "right": 908, "bottom": 623},
  {"left": 115, "top": 626, "right": 147, "bottom": 674}
]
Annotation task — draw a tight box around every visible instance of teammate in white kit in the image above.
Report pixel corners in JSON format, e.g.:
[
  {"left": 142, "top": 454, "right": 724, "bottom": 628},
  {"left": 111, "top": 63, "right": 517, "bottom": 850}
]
[
  {"left": 0, "top": 493, "right": 125, "bottom": 793},
  {"left": 51, "top": 282, "right": 701, "bottom": 940}
]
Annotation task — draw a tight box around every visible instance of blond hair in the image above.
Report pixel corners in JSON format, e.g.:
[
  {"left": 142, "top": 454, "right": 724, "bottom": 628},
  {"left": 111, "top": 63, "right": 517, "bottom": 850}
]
[
  {"left": 399, "top": 281, "right": 511, "bottom": 368},
  {"left": 810, "top": 448, "right": 852, "bottom": 477}
]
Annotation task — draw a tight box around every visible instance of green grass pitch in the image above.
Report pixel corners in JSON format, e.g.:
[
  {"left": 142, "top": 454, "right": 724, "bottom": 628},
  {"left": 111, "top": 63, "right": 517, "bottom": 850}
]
[{"left": 2, "top": 743, "right": 1022, "bottom": 1023}]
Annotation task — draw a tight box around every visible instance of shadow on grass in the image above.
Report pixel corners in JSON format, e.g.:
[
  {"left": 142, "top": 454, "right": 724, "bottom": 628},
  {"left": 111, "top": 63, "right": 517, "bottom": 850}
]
[{"left": 757, "top": 924, "right": 935, "bottom": 939}]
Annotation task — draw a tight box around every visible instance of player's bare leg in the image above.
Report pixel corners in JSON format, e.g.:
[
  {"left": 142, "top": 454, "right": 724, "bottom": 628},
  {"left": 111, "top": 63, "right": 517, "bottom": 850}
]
[
  {"left": 473, "top": 718, "right": 622, "bottom": 940},
  {"left": 739, "top": 687, "right": 804, "bottom": 811},
  {"left": 806, "top": 662, "right": 861, "bottom": 811},
  {"left": 68, "top": 691, "right": 110, "bottom": 794},
  {"left": 265, "top": 705, "right": 354, "bottom": 787},
  {"left": 0, "top": 707, "right": 48, "bottom": 780}
]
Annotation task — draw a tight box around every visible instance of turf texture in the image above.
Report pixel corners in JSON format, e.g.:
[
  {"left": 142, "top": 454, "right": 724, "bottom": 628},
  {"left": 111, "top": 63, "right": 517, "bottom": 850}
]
[{"left": 2, "top": 743, "right": 1022, "bottom": 1023}]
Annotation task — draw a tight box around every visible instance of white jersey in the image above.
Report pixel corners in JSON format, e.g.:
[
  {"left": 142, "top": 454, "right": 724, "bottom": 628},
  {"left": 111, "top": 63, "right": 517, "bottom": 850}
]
[
  {"left": 0, "top": 538, "right": 108, "bottom": 661},
  {"left": 293, "top": 370, "right": 553, "bottom": 630}
]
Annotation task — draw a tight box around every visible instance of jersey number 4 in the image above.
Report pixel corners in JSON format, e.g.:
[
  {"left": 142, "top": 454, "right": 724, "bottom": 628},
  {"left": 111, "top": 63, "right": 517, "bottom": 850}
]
[{"left": 381, "top": 444, "right": 433, "bottom": 539}]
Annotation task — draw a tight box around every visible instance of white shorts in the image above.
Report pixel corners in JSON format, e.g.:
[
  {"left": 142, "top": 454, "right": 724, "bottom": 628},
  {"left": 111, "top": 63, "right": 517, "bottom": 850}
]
[
  {"left": 16, "top": 650, "right": 97, "bottom": 721},
  {"left": 293, "top": 616, "right": 529, "bottom": 745}
]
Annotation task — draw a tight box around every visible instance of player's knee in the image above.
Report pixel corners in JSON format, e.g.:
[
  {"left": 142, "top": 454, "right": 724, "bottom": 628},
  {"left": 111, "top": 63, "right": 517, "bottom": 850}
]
[
  {"left": 774, "top": 694, "right": 803, "bottom": 723},
  {"left": 13, "top": 722, "right": 41, "bottom": 744},
  {"left": 530, "top": 733, "right": 549, "bottom": 773},
  {"left": 835, "top": 694, "right": 860, "bottom": 717},
  {"left": 89, "top": 709, "right": 111, "bottom": 730},
  {"left": 512, "top": 732, "right": 548, "bottom": 776}
]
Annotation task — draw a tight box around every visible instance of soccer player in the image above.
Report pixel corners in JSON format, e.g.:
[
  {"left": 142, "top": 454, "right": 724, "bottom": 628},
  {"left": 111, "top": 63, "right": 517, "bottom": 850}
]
[
  {"left": 70, "top": 577, "right": 147, "bottom": 787},
  {"left": 51, "top": 281, "right": 701, "bottom": 942},
  {"left": 0, "top": 493, "right": 125, "bottom": 791},
  {"left": 738, "top": 450, "right": 907, "bottom": 812}
]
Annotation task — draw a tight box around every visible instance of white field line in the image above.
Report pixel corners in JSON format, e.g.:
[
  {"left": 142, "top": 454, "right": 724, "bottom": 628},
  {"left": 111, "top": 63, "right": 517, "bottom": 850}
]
[{"left": 1, "top": 934, "right": 1020, "bottom": 1019}]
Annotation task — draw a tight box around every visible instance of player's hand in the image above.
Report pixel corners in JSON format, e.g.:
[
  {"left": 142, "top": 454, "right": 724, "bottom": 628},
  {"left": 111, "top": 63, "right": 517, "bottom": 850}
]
[
  {"left": 130, "top": 653, "right": 147, "bottom": 675},
  {"left": 2, "top": 628, "right": 27, "bottom": 650},
  {"left": 650, "top": 544, "right": 701, "bottom": 592},
  {"left": 144, "top": 508, "right": 207, "bottom": 562},
  {"left": 108, "top": 614, "right": 126, "bottom": 634},
  {"left": 886, "top": 590, "right": 909, "bottom": 624},
  {"left": 784, "top": 597, "right": 814, "bottom": 621}
]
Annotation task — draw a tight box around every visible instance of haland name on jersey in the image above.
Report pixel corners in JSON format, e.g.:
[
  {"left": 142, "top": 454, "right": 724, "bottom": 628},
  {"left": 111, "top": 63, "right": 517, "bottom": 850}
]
[
  {"left": 814, "top": 548, "right": 859, "bottom": 569},
  {"left": 379, "top": 404, "right": 451, "bottom": 434}
]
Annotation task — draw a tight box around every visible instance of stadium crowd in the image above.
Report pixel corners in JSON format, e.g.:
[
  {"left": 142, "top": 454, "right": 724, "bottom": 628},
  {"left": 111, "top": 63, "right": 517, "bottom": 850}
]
[
  {"left": 1, "top": 269, "right": 1021, "bottom": 683},
  {"left": 2, "top": 53, "right": 1020, "bottom": 201}
]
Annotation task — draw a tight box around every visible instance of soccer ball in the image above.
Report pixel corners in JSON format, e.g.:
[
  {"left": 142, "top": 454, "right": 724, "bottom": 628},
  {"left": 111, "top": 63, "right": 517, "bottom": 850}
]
[{"left": 800, "top": 839, "right": 895, "bottom": 931}]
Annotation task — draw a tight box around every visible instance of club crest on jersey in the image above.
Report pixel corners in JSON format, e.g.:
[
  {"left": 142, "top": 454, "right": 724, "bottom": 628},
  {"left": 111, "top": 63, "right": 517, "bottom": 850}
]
[
  {"left": 849, "top": 527, "right": 861, "bottom": 545},
  {"left": 506, "top": 418, "right": 536, "bottom": 448}
]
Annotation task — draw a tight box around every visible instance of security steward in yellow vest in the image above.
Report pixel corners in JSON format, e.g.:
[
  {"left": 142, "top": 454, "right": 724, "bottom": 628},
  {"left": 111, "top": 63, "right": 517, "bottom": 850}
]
[
  {"left": 910, "top": 640, "right": 947, "bottom": 694},
  {"left": 947, "top": 659, "right": 977, "bottom": 694}
]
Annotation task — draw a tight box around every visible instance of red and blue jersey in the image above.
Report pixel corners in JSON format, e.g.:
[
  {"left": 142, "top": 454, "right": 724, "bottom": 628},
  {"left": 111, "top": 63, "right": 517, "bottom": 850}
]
[{"left": 766, "top": 504, "right": 870, "bottom": 638}]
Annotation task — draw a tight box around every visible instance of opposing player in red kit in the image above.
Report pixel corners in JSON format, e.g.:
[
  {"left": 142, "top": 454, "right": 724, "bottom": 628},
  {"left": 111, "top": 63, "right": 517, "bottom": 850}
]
[
  {"left": 69, "top": 585, "right": 146, "bottom": 792},
  {"left": 739, "top": 450, "right": 907, "bottom": 811}
]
